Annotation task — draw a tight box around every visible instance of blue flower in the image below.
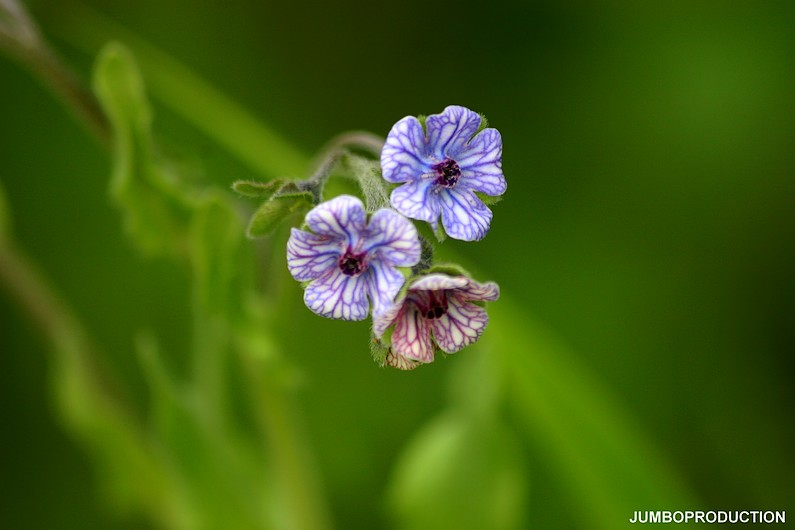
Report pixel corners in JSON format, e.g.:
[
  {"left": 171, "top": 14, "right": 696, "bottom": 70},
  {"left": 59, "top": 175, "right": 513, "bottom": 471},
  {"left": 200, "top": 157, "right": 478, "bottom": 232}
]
[
  {"left": 287, "top": 195, "right": 421, "bottom": 320},
  {"left": 381, "top": 105, "right": 506, "bottom": 241}
]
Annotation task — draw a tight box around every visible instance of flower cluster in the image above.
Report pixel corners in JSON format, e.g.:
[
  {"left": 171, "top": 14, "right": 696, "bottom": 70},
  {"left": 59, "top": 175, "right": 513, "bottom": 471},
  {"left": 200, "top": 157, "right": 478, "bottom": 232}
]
[{"left": 278, "top": 105, "right": 505, "bottom": 370}]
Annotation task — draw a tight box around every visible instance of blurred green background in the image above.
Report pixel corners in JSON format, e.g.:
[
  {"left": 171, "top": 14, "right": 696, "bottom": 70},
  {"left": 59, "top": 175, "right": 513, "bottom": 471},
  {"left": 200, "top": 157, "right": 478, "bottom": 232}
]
[{"left": 1, "top": 0, "right": 794, "bottom": 528}]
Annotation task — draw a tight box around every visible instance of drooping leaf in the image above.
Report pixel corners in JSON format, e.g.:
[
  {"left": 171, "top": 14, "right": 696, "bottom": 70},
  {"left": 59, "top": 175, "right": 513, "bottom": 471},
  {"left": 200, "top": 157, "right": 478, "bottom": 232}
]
[
  {"left": 93, "top": 42, "right": 194, "bottom": 258},
  {"left": 232, "top": 178, "right": 287, "bottom": 199},
  {"left": 487, "top": 297, "right": 697, "bottom": 528}
]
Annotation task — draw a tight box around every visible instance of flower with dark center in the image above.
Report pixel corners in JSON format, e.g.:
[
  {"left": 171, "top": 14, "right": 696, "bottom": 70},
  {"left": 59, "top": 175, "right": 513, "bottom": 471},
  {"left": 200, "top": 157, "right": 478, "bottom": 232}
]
[
  {"left": 287, "top": 195, "right": 421, "bottom": 320},
  {"left": 381, "top": 105, "right": 506, "bottom": 241},
  {"left": 373, "top": 273, "right": 500, "bottom": 367}
]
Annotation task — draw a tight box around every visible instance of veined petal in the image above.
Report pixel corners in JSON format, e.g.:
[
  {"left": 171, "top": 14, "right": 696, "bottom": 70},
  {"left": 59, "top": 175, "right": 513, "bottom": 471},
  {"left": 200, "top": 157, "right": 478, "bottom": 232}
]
[
  {"left": 392, "top": 304, "right": 434, "bottom": 362},
  {"left": 303, "top": 268, "right": 368, "bottom": 321},
  {"left": 366, "top": 260, "right": 406, "bottom": 317},
  {"left": 305, "top": 195, "right": 366, "bottom": 243},
  {"left": 372, "top": 292, "right": 405, "bottom": 338},
  {"left": 389, "top": 179, "right": 441, "bottom": 225},
  {"left": 457, "top": 279, "right": 500, "bottom": 302},
  {"left": 456, "top": 128, "right": 506, "bottom": 196},
  {"left": 426, "top": 106, "right": 482, "bottom": 159},
  {"left": 430, "top": 296, "right": 489, "bottom": 353},
  {"left": 364, "top": 208, "right": 422, "bottom": 267},
  {"left": 381, "top": 116, "right": 430, "bottom": 184},
  {"left": 439, "top": 188, "right": 493, "bottom": 241},
  {"left": 409, "top": 273, "right": 469, "bottom": 292},
  {"left": 286, "top": 228, "right": 342, "bottom": 281}
]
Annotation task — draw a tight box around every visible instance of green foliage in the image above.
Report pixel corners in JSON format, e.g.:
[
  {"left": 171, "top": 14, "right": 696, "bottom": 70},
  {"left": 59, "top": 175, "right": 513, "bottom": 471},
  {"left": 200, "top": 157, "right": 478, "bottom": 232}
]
[
  {"left": 389, "top": 413, "right": 527, "bottom": 530},
  {"left": 475, "top": 191, "right": 503, "bottom": 206},
  {"left": 93, "top": 42, "right": 194, "bottom": 258},
  {"left": 232, "top": 179, "right": 288, "bottom": 199},
  {"left": 38, "top": 40, "right": 330, "bottom": 530},
  {"left": 487, "top": 298, "right": 696, "bottom": 529},
  {"left": 246, "top": 195, "right": 312, "bottom": 238},
  {"left": 343, "top": 155, "right": 391, "bottom": 212},
  {"left": 189, "top": 194, "right": 251, "bottom": 315}
]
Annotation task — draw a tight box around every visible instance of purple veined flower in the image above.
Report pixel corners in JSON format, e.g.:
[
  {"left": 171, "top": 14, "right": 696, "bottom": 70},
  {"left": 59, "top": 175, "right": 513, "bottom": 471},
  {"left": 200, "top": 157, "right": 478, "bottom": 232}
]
[
  {"left": 373, "top": 273, "right": 500, "bottom": 366},
  {"left": 287, "top": 195, "right": 421, "bottom": 320},
  {"left": 381, "top": 105, "right": 506, "bottom": 242}
]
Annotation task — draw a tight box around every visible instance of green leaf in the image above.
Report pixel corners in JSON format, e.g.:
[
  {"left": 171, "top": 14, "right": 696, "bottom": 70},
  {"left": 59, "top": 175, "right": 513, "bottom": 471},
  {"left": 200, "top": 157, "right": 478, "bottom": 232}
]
[
  {"left": 344, "top": 155, "right": 391, "bottom": 212},
  {"left": 487, "top": 297, "right": 697, "bottom": 528},
  {"left": 246, "top": 195, "right": 311, "bottom": 239},
  {"left": 388, "top": 413, "right": 527, "bottom": 530},
  {"left": 232, "top": 178, "right": 287, "bottom": 199},
  {"left": 93, "top": 42, "right": 193, "bottom": 258},
  {"left": 136, "top": 332, "right": 270, "bottom": 530}
]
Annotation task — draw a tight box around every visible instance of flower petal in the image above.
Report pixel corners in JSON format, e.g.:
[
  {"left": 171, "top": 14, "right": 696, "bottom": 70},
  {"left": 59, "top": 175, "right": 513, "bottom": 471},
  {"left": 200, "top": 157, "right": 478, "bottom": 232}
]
[
  {"left": 391, "top": 304, "right": 434, "bottom": 362},
  {"left": 381, "top": 116, "right": 430, "bottom": 184},
  {"left": 366, "top": 260, "right": 406, "bottom": 317},
  {"left": 286, "top": 228, "right": 341, "bottom": 281},
  {"left": 409, "top": 273, "right": 469, "bottom": 292},
  {"left": 372, "top": 291, "right": 405, "bottom": 338},
  {"left": 457, "top": 279, "right": 500, "bottom": 303},
  {"left": 389, "top": 179, "right": 441, "bottom": 225},
  {"left": 457, "top": 128, "right": 506, "bottom": 196},
  {"left": 426, "top": 106, "right": 482, "bottom": 159},
  {"left": 385, "top": 350, "right": 421, "bottom": 370},
  {"left": 305, "top": 195, "right": 366, "bottom": 243},
  {"left": 364, "top": 208, "right": 422, "bottom": 267},
  {"left": 439, "top": 188, "right": 493, "bottom": 241},
  {"left": 430, "top": 296, "right": 489, "bottom": 353},
  {"left": 303, "top": 268, "right": 368, "bottom": 320}
]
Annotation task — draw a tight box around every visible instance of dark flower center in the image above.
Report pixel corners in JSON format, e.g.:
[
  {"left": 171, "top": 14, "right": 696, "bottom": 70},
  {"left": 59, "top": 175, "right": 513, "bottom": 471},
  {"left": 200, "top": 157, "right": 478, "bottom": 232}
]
[
  {"left": 338, "top": 250, "right": 367, "bottom": 276},
  {"left": 432, "top": 158, "right": 461, "bottom": 188},
  {"left": 417, "top": 290, "right": 449, "bottom": 319}
]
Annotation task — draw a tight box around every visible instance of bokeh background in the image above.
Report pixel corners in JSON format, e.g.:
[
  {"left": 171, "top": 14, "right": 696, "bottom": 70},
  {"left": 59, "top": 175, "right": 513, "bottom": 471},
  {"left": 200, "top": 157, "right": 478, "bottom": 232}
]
[{"left": 2, "top": 0, "right": 794, "bottom": 528}]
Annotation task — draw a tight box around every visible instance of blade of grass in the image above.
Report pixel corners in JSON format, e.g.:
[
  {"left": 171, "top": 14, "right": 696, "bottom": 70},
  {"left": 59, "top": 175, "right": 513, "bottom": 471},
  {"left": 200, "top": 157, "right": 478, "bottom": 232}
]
[{"left": 486, "top": 297, "right": 697, "bottom": 527}]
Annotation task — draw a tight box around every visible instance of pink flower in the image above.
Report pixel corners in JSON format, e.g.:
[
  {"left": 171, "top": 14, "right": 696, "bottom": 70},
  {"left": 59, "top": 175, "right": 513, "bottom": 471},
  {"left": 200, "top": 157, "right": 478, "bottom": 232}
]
[{"left": 373, "top": 273, "right": 499, "bottom": 368}]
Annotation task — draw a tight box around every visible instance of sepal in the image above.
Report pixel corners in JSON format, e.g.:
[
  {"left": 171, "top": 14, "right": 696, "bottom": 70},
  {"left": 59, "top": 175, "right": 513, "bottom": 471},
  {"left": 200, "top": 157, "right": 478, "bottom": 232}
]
[
  {"left": 427, "top": 262, "right": 471, "bottom": 278},
  {"left": 370, "top": 334, "right": 390, "bottom": 366},
  {"left": 246, "top": 195, "right": 312, "bottom": 238},
  {"left": 474, "top": 191, "right": 503, "bottom": 206}
]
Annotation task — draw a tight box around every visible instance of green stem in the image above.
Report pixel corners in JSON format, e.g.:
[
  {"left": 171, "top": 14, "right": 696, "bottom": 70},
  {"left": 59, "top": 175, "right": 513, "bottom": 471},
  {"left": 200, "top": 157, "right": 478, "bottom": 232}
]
[
  {"left": 242, "top": 353, "right": 333, "bottom": 530},
  {"left": 0, "top": 237, "right": 175, "bottom": 525},
  {"left": 47, "top": 0, "right": 307, "bottom": 179},
  {"left": 0, "top": 0, "right": 110, "bottom": 144}
]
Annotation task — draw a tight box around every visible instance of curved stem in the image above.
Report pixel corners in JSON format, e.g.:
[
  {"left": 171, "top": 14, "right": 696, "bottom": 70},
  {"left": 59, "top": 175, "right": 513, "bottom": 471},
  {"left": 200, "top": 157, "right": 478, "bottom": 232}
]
[
  {"left": 308, "top": 130, "right": 385, "bottom": 175},
  {"left": 0, "top": 0, "right": 110, "bottom": 145}
]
